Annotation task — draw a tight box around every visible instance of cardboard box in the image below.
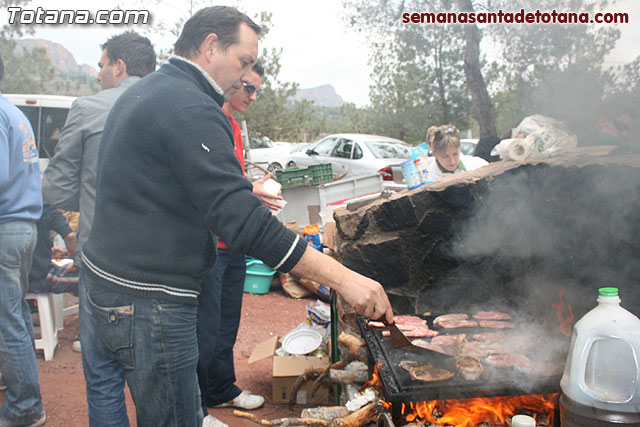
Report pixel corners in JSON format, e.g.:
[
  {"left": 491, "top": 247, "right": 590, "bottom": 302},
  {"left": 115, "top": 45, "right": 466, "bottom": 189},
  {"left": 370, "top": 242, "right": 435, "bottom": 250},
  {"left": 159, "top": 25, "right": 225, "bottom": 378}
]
[
  {"left": 323, "top": 221, "right": 337, "bottom": 253},
  {"left": 249, "top": 335, "right": 330, "bottom": 405}
]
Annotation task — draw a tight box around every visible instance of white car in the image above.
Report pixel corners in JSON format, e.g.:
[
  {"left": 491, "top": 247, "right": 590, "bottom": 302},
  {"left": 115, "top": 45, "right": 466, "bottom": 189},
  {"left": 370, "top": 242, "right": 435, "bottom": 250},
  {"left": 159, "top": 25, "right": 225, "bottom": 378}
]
[
  {"left": 5, "top": 94, "right": 76, "bottom": 170},
  {"left": 460, "top": 138, "right": 478, "bottom": 156},
  {"left": 286, "top": 133, "right": 411, "bottom": 189},
  {"left": 246, "top": 135, "right": 292, "bottom": 172}
]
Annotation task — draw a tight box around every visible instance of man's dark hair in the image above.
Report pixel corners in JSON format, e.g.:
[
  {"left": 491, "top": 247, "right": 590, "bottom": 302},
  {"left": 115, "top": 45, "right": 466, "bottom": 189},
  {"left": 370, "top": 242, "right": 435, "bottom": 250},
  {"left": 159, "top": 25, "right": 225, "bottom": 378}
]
[
  {"left": 174, "top": 6, "right": 260, "bottom": 59},
  {"left": 252, "top": 60, "right": 264, "bottom": 77},
  {"left": 102, "top": 31, "right": 156, "bottom": 78},
  {"left": 0, "top": 56, "right": 4, "bottom": 82}
]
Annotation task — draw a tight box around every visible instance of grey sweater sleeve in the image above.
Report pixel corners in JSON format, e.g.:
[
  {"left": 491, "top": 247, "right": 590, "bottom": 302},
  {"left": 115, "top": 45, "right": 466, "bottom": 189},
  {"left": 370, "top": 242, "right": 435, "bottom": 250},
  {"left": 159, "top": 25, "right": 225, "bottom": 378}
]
[{"left": 42, "top": 98, "right": 84, "bottom": 211}]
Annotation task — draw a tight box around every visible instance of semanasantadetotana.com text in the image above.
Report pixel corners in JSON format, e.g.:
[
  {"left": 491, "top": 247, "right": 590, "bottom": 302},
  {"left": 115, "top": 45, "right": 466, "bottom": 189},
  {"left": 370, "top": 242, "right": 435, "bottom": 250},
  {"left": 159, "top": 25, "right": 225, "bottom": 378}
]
[{"left": 402, "top": 9, "right": 629, "bottom": 25}]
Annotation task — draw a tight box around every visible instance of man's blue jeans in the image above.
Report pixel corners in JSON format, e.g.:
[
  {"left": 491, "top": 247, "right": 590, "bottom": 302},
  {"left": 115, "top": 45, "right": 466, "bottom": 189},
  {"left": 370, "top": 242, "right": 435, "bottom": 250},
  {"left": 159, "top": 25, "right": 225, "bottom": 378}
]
[
  {"left": 197, "top": 250, "right": 245, "bottom": 415},
  {"left": 85, "top": 273, "right": 202, "bottom": 427},
  {"left": 78, "top": 270, "right": 130, "bottom": 427},
  {"left": 0, "top": 220, "right": 45, "bottom": 426}
]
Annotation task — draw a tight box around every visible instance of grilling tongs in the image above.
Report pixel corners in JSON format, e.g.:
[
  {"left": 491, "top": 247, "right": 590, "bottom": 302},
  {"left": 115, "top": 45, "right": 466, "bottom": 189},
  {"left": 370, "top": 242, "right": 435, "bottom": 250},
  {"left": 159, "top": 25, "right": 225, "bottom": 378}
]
[{"left": 382, "top": 319, "right": 456, "bottom": 361}]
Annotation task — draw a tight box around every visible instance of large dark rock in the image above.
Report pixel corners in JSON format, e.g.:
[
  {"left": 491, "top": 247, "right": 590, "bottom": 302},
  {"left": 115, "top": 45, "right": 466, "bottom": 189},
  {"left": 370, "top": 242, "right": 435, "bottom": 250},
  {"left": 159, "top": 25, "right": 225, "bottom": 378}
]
[{"left": 334, "top": 150, "right": 640, "bottom": 320}]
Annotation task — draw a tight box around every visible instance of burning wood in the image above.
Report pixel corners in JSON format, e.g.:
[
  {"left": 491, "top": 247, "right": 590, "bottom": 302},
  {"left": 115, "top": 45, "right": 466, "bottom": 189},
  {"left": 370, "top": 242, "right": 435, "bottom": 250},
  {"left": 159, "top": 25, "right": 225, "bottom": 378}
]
[
  {"left": 397, "top": 394, "right": 558, "bottom": 426},
  {"left": 552, "top": 287, "right": 574, "bottom": 335},
  {"left": 338, "top": 332, "right": 367, "bottom": 362},
  {"left": 331, "top": 402, "right": 377, "bottom": 427},
  {"left": 288, "top": 361, "right": 346, "bottom": 407},
  {"left": 330, "top": 361, "right": 369, "bottom": 385}
]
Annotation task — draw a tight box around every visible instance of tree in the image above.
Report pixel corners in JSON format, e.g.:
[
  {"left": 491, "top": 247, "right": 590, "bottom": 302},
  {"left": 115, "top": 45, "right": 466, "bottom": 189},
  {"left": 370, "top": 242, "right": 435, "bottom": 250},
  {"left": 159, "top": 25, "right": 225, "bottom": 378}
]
[
  {"left": 487, "top": 0, "right": 621, "bottom": 133},
  {"left": 344, "top": 0, "right": 473, "bottom": 142},
  {"left": 0, "top": 0, "right": 56, "bottom": 93},
  {"left": 0, "top": 40, "right": 55, "bottom": 93},
  {"left": 127, "top": 3, "right": 317, "bottom": 141},
  {"left": 344, "top": 0, "right": 624, "bottom": 140},
  {"left": 457, "top": 0, "right": 496, "bottom": 138}
]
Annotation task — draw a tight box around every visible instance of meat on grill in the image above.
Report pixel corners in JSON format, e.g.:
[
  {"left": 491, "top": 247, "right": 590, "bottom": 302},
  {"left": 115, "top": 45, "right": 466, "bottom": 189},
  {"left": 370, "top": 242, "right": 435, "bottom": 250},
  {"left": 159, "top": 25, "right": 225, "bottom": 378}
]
[
  {"left": 369, "top": 315, "right": 427, "bottom": 329},
  {"left": 484, "top": 354, "right": 563, "bottom": 376},
  {"left": 431, "top": 334, "right": 466, "bottom": 346},
  {"left": 472, "top": 311, "right": 512, "bottom": 321},
  {"left": 399, "top": 360, "right": 455, "bottom": 382},
  {"left": 479, "top": 320, "right": 514, "bottom": 329},
  {"left": 395, "top": 315, "right": 429, "bottom": 325},
  {"left": 412, "top": 334, "right": 466, "bottom": 355},
  {"left": 456, "top": 356, "right": 484, "bottom": 381},
  {"left": 472, "top": 332, "right": 507, "bottom": 342},
  {"left": 411, "top": 339, "right": 447, "bottom": 355},
  {"left": 459, "top": 341, "right": 504, "bottom": 358},
  {"left": 382, "top": 324, "right": 439, "bottom": 338},
  {"left": 436, "top": 319, "right": 479, "bottom": 329},
  {"left": 433, "top": 313, "right": 469, "bottom": 326}
]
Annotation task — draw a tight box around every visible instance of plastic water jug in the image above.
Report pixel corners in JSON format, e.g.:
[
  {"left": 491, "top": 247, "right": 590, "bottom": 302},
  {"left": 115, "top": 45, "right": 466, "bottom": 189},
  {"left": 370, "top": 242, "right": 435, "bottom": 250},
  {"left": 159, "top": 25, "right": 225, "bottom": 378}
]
[{"left": 560, "top": 287, "right": 640, "bottom": 426}]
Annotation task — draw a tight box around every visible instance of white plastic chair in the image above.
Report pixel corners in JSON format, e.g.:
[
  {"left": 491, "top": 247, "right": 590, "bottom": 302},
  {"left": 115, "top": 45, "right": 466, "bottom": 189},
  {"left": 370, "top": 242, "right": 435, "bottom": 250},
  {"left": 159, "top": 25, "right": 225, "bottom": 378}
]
[{"left": 25, "top": 293, "right": 59, "bottom": 361}]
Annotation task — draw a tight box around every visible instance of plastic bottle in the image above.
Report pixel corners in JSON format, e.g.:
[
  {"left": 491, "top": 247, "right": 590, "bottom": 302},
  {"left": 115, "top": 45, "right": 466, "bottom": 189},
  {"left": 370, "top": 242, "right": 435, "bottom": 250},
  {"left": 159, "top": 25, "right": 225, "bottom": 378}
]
[
  {"left": 400, "top": 158, "right": 422, "bottom": 190},
  {"left": 512, "top": 415, "right": 536, "bottom": 427},
  {"left": 417, "top": 143, "right": 433, "bottom": 184},
  {"left": 560, "top": 287, "right": 640, "bottom": 426}
]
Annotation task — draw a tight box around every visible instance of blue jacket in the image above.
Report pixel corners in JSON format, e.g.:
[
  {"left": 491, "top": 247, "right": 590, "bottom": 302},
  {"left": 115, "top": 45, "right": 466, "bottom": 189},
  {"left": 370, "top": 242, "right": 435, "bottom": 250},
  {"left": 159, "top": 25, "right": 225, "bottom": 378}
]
[{"left": 0, "top": 93, "right": 42, "bottom": 223}]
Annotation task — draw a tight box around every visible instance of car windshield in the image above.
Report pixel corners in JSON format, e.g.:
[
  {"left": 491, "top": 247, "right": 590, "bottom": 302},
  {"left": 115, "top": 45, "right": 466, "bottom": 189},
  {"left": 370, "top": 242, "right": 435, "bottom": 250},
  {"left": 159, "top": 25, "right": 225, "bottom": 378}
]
[
  {"left": 460, "top": 140, "right": 477, "bottom": 155},
  {"left": 364, "top": 140, "right": 410, "bottom": 159},
  {"left": 250, "top": 136, "right": 274, "bottom": 149}
]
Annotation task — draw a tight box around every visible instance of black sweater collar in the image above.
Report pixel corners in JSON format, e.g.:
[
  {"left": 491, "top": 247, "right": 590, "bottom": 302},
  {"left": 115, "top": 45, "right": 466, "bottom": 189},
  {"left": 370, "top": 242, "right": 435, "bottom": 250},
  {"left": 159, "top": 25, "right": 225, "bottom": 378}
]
[{"left": 167, "top": 57, "right": 225, "bottom": 107}]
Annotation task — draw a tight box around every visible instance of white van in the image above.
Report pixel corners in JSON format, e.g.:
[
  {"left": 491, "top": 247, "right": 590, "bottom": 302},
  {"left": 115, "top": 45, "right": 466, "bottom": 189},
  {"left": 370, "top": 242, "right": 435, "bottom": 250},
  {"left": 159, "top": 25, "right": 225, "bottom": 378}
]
[{"left": 5, "top": 94, "right": 76, "bottom": 170}]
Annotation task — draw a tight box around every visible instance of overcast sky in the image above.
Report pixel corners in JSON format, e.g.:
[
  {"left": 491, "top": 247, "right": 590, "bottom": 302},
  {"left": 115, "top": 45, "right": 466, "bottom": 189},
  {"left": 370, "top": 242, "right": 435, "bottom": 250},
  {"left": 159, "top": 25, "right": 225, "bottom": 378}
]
[{"left": 6, "top": 0, "right": 640, "bottom": 107}]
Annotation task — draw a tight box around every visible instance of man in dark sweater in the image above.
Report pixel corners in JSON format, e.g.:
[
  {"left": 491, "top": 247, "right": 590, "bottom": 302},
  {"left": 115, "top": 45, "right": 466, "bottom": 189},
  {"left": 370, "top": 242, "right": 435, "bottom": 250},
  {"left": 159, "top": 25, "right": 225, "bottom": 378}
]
[
  {"left": 82, "top": 6, "right": 393, "bottom": 426},
  {"left": 28, "top": 205, "right": 78, "bottom": 295}
]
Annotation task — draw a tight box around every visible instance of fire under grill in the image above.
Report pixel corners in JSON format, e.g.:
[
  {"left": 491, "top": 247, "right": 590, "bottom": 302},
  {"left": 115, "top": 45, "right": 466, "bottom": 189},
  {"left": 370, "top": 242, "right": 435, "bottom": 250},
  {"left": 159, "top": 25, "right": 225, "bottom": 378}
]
[{"left": 357, "top": 314, "right": 566, "bottom": 425}]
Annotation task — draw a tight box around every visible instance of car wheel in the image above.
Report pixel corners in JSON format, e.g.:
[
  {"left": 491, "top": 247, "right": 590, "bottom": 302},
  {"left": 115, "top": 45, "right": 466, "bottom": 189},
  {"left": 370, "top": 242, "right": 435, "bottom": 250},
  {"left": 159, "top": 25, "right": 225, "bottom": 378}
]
[
  {"left": 287, "top": 161, "right": 296, "bottom": 168},
  {"left": 268, "top": 162, "right": 283, "bottom": 173}
]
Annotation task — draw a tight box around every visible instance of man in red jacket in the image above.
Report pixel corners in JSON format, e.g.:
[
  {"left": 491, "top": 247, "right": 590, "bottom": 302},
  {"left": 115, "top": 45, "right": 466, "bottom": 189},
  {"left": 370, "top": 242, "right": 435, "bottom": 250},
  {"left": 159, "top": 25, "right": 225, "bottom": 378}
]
[{"left": 197, "top": 61, "right": 278, "bottom": 427}]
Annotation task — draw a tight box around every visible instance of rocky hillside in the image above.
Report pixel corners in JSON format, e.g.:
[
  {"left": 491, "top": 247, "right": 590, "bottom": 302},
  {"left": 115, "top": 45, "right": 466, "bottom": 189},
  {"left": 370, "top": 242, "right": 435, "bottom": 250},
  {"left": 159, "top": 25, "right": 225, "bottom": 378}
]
[
  {"left": 293, "top": 84, "right": 345, "bottom": 108},
  {"left": 15, "top": 39, "right": 97, "bottom": 77}
]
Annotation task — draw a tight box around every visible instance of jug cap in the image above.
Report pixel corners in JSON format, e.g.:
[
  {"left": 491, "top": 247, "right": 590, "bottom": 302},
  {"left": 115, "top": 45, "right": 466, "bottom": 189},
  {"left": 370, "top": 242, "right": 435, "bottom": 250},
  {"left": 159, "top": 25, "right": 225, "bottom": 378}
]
[
  {"left": 598, "top": 287, "right": 618, "bottom": 296},
  {"left": 512, "top": 414, "right": 536, "bottom": 427}
]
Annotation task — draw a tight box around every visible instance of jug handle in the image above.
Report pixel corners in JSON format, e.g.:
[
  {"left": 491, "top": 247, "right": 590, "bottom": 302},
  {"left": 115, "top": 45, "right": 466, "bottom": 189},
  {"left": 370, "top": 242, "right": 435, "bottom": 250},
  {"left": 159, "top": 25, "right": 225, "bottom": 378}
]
[{"left": 576, "top": 334, "right": 640, "bottom": 403}]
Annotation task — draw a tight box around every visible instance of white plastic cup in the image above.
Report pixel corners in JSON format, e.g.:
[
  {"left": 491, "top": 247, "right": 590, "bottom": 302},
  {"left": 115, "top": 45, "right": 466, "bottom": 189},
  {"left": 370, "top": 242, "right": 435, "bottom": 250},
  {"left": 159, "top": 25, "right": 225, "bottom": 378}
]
[
  {"left": 512, "top": 414, "right": 536, "bottom": 427},
  {"left": 263, "top": 178, "right": 282, "bottom": 196}
]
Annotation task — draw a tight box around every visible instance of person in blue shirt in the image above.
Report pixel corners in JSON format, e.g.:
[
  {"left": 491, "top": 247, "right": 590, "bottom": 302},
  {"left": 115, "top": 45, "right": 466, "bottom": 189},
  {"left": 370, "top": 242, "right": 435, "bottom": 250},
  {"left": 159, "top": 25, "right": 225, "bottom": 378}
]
[{"left": 0, "top": 55, "right": 47, "bottom": 427}]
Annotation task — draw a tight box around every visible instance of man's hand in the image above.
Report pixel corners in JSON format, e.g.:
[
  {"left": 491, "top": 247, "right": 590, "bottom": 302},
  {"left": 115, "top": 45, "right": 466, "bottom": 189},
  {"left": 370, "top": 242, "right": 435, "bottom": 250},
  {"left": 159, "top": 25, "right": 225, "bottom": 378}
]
[
  {"left": 63, "top": 231, "right": 77, "bottom": 261},
  {"left": 61, "top": 262, "right": 80, "bottom": 276},
  {"left": 334, "top": 270, "right": 394, "bottom": 322},
  {"left": 290, "top": 246, "right": 394, "bottom": 323},
  {"left": 252, "top": 173, "right": 285, "bottom": 211},
  {"left": 51, "top": 247, "right": 69, "bottom": 259}
]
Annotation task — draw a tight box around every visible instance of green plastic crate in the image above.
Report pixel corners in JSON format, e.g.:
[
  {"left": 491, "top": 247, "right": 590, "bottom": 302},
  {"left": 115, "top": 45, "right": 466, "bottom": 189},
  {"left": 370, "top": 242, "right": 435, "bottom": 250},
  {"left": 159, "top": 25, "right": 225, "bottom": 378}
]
[{"left": 276, "top": 164, "right": 333, "bottom": 189}]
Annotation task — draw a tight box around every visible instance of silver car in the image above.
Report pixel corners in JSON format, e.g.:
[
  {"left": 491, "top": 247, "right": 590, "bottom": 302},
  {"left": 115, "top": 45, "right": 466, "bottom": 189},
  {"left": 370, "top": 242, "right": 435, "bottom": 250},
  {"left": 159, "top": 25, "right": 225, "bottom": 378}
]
[{"left": 286, "top": 134, "right": 411, "bottom": 188}]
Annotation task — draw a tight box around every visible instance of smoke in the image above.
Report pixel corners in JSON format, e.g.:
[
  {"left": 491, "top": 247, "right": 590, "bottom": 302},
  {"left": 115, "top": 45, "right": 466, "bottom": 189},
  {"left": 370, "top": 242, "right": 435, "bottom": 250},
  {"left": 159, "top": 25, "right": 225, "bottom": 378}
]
[
  {"left": 453, "top": 161, "right": 640, "bottom": 315},
  {"left": 424, "top": 159, "right": 640, "bottom": 389}
]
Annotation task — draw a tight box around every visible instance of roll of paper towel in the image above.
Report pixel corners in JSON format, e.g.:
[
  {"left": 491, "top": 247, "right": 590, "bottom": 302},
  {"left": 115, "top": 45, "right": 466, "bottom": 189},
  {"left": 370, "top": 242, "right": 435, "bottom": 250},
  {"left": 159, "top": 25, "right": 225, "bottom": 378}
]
[{"left": 507, "top": 138, "right": 537, "bottom": 161}]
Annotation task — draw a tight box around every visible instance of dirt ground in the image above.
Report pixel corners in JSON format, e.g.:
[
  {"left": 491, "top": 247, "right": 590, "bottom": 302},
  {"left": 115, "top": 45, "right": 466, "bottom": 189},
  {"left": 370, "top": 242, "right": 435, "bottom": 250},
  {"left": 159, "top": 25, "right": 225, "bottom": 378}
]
[{"left": 1, "top": 288, "right": 325, "bottom": 426}]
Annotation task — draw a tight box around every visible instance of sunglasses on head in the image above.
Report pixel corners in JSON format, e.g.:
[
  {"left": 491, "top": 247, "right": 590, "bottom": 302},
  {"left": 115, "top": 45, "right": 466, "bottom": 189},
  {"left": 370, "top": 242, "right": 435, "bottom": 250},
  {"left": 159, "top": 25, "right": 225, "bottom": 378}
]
[
  {"left": 242, "top": 81, "right": 259, "bottom": 96},
  {"left": 434, "top": 127, "right": 459, "bottom": 142}
]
